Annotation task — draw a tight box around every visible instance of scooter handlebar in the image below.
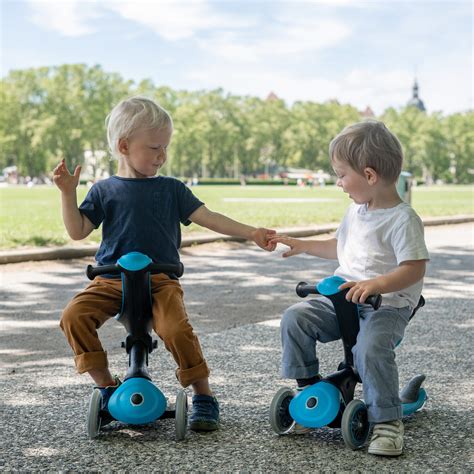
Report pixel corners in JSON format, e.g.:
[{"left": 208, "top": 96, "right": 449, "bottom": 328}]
[
  {"left": 295, "top": 281, "right": 382, "bottom": 310},
  {"left": 148, "top": 262, "right": 184, "bottom": 278},
  {"left": 296, "top": 282, "right": 317, "bottom": 298},
  {"left": 86, "top": 262, "right": 184, "bottom": 280},
  {"left": 86, "top": 264, "right": 118, "bottom": 280}
]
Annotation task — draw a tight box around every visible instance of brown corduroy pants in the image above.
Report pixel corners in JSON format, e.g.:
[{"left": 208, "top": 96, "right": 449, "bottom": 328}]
[{"left": 59, "top": 274, "right": 209, "bottom": 387}]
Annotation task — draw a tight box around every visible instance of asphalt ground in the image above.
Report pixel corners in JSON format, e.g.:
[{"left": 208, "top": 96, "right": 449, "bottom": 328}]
[{"left": 1, "top": 223, "right": 473, "bottom": 471}]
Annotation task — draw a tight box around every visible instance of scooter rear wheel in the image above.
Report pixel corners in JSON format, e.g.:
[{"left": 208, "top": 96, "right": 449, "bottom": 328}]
[
  {"left": 341, "top": 399, "right": 370, "bottom": 449},
  {"left": 269, "top": 387, "right": 295, "bottom": 435},
  {"left": 87, "top": 389, "right": 102, "bottom": 439},
  {"left": 175, "top": 390, "right": 188, "bottom": 441}
]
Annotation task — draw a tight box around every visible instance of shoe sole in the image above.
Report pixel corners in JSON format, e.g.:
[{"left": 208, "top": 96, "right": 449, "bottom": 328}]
[
  {"left": 368, "top": 447, "right": 403, "bottom": 457},
  {"left": 189, "top": 421, "right": 219, "bottom": 432}
]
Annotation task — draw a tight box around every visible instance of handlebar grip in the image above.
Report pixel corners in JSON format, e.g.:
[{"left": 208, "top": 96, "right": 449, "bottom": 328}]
[
  {"left": 149, "top": 262, "right": 184, "bottom": 278},
  {"left": 296, "top": 282, "right": 319, "bottom": 298},
  {"left": 366, "top": 294, "right": 382, "bottom": 310},
  {"left": 86, "top": 264, "right": 120, "bottom": 280}
]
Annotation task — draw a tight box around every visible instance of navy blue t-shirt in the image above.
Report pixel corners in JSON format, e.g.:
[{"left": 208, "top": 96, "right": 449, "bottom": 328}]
[{"left": 79, "top": 176, "right": 204, "bottom": 271}]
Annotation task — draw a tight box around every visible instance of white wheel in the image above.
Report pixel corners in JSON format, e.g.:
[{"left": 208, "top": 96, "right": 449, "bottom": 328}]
[
  {"left": 87, "top": 389, "right": 102, "bottom": 439},
  {"left": 269, "top": 387, "right": 295, "bottom": 435},
  {"left": 341, "top": 399, "right": 370, "bottom": 450},
  {"left": 175, "top": 390, "right": 188, "bottom": 441}
]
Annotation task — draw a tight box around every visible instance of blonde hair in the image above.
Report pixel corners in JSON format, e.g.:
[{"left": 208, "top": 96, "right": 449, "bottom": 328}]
[
  {"left": 106, "top": 96, "right": 173, "bottom": 160},
  {"left": 329, "top": 120, "right": 403, "bottom": 183}
]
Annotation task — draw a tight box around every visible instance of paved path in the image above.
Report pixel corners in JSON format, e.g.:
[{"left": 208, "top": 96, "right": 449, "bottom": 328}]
[{"left": 1, "top": 223, "right": 473, "bottom": 471}]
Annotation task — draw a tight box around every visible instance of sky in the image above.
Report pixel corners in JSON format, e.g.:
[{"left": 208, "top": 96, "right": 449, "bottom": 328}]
[{"left": 1, "top": 0, "right": 472, "bottom": 115}]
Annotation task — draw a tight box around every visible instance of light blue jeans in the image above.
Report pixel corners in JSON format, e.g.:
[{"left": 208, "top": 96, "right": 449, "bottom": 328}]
[{"left": 280, "top": 297, "right": 412, "bottom": 423}]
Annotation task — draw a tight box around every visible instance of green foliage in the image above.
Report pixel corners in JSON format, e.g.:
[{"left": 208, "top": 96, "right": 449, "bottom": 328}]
[
  {"left": 1, "top": 65, "right": 473, "bottom": 182},
  {"left": 1, "top": 184, "right": 472, "bottom": 249}
]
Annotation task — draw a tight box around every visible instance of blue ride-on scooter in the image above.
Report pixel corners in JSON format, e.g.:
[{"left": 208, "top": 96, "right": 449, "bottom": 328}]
[
  {"left": 270, "top": 275, "right": 427, "bottom": 449},
  {"left": 86, "top": 252, "right": 188, "bottom": 441}
]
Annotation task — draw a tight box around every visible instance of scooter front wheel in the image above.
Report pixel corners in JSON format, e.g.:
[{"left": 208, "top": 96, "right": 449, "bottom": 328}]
[
  {"left": 341, "top": 399, "right": 370, "bottom": 450},
  {"left": 87, "top": 389, "right": 102, "bottom": 439},
  {"left": 269, "top": 387, "right": 295, "bottom": 435},
  {"left": 175, "top": 390, "right": 188, "bottom": 441}
]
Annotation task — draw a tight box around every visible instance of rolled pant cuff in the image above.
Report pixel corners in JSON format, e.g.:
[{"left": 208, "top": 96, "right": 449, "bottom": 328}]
[
  {"left": 368, "top": 405, "right": 402, "bottom": 423},
  {"left": 75, "top": 351, "right": 108, "bottom": 374},
  {"left": 177, "top": 360, "right": 210, "bottom": 388},
  {"left": 281, "top": 362, "right": 320, "bottom": 380}
]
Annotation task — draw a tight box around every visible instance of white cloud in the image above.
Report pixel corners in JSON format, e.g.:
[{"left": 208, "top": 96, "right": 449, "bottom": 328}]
[
  {"left": 106, "top": 0, "right": 253, "bottom": 41},
  {"left": 27, "top": 0, "right": 101, "bottom": 37}
]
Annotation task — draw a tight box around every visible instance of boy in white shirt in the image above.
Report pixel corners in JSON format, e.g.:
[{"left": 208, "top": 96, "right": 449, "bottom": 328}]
[{"left": 270, "top": 120, "right": 429, "bottom": 456}]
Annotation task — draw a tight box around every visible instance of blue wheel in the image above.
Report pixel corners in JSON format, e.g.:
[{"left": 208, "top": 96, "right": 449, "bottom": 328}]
[
  {"left": 341, "top": 399, "right": 370, "bottom": 450},
  {"left": 87, "top": 389, "right": 102, "bottom": 439},
  {"left": 270, "top": 387, "right": 295, "bottom": 435},
  {"left": 289, "top": 381, "right": 341, "bottom": 428}
]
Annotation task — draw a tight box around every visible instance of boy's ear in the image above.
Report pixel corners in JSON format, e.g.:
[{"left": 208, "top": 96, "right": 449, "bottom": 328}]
[
  {"left": 118, "top": 137, "right": 129, "bottom": 156},
  {"left": 364, "top": 167, "right": 378, "bottom": 185}
]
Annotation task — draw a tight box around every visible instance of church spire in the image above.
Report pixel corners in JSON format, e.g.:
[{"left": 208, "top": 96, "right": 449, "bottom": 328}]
[{"left": 407, "top": 78, "right": 426, "bottom": 112}]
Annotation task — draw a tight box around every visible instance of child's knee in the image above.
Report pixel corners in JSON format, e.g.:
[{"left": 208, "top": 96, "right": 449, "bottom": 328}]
[
  {"left": 59, "top": 306, "right": 76, "bottom": 333},
  {"left": 281, "top": 307, "right": 305, "bottom": 335},
  {"left": 59, "top": 305, "right": 97, "bottom": 335}
]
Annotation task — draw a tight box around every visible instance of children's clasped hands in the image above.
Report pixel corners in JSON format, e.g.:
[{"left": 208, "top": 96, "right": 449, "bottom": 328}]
[
  {"left": 268, "top": 234, "right": 308, "bottom": 257},
  {"left": 252, "top": 228, "right": 277, "bottom": 252}
]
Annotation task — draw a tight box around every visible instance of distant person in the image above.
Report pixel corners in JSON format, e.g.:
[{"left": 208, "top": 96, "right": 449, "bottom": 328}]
[
  {"left": 270, "top": 120, "right": 429, "bottom": 456},
  {"left": 53, "top": 96, "right": 276, "bottom": 432}
]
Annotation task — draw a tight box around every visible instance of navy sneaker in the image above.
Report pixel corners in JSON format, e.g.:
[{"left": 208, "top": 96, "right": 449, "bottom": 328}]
[
  {"left": 189, "top": 394, "right": 220, "bottom": 432},
  {"left": 96, "top": 376, "right": 121, "bottom": 426}
]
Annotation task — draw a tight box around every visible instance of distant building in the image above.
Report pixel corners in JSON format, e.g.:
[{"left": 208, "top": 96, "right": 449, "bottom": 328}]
[
  {"left": 361, "top": 106, "right": 375, "bottom": 118},
  {"left": 266, "top": 91, "right": 279, "bottom": 101},
  {"left": 407, "top": 79, "right": 426, "bottom": 112}
]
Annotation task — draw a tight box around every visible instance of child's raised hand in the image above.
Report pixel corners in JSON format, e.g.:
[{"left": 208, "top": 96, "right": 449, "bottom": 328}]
[
  {"left": 269, "top": 234, "right": 307, "bottom": 258},
  {"left": 339, "top": 279, "right": 382, "bottom": 304},
  {"left": 252, "top": 227, "right": 277, "bottom": 251},
  {"left": 53, "top": 159, "right": 81, "bottom": 193}
]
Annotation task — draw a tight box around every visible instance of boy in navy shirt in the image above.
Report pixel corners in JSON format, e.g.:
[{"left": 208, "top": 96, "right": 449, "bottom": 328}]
[{"left": 53, "top": 96, "right": 275, "bottom": 431}]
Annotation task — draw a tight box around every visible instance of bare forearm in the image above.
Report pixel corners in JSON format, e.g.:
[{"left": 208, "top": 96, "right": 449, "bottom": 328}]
[
  {"left": 376, "top": 261, "right": 426, "bottom": 294},
  {"left": 60, "top": 191, "right": 88, "bottom": 240},
  {"left": 305, "top": 238, "right": 338, "bottom": 259},
  {"left": 192, "top": 208, "right": 255, "bottom": 239}
]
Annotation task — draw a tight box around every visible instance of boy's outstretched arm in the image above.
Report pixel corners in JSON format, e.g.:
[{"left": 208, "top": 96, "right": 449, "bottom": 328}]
[
  {"left": 53, "top": 159, "right": 95, "bottom": 240},
  {"left": 269, "top": 235, "right": 338, "bottom": 259},
  {"left": 339, "top": 259, "right": 427, "bottom": 304},
  {"left": 189, "top": 205, "right": 276, "bottom": 251}
]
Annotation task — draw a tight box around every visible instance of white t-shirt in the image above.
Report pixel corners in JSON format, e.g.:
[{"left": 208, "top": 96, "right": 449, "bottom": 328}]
[{"left": 334, "top": 202, "right": 429, "bottom": 308}]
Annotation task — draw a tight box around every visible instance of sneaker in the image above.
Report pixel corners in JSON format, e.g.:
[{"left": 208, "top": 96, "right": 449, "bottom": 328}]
[
  {"left": 296, "top": 375, "right": 322, "bottom": 388},
  {"left": 96, "top": 376, "right": 121, "bottom": 426},
  {"left": 290, "top": 381, "right": 321, "bottom": 435},
  {"left": 368, "top": 419, "right": 404, "bottom": 456},
  {"left": 189, "top": 394, "right": 219, "bottom": 432},
  {"left": 291, "top": 423, "right": 311, "bottom": 435}
]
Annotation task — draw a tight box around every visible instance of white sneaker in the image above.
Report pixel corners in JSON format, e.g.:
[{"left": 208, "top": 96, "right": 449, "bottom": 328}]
[
  {"left": 291, "top": 422, "right": 311, "bottom": 435},
  {"left": 368, "top": 420, "right": 404, "bottom": 456}
]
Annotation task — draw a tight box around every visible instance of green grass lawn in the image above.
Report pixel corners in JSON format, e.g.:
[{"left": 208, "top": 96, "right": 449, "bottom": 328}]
[{"left": 0, "top": 184, "right": 472, "bottom": 249}]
